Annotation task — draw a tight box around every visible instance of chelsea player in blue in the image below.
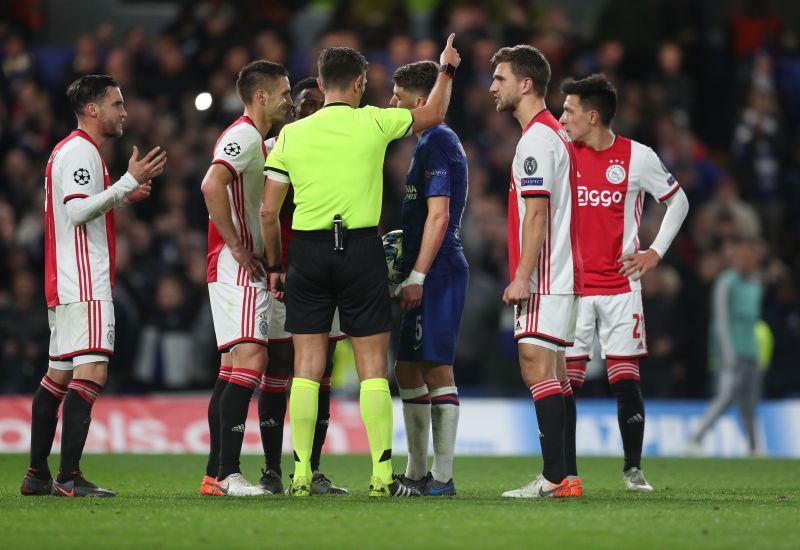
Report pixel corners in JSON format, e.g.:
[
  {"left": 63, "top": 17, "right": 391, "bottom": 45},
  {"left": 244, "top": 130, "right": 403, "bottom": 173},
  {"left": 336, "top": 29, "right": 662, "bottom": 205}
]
[{"left": 390, "top": 60, "right": 469, "bottom": 496}]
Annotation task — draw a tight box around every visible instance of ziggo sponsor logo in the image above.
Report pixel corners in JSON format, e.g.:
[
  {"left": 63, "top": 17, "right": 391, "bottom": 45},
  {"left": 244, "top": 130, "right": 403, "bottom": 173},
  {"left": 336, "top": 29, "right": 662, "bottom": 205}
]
[{"left": 578, "top": 185, "right": 624, "bottom": 207}]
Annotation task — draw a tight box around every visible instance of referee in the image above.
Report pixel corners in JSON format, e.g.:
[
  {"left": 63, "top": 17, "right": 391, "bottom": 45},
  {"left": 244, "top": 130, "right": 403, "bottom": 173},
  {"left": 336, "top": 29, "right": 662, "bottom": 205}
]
[{"left": 261, "top": 35, "right": 461, "bottom": 497}]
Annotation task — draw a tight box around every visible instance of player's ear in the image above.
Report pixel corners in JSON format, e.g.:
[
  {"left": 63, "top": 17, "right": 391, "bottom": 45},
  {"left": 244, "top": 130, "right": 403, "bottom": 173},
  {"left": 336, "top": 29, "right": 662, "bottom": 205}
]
[
  {"left": 416, "top": 96, "right": 427, "bottom": 108},
  {"left": 521, "top": 77, "right": 533, "bottom": 96},
  {"left": 316, "top": 76, "right": 325, "bottom": 94}
]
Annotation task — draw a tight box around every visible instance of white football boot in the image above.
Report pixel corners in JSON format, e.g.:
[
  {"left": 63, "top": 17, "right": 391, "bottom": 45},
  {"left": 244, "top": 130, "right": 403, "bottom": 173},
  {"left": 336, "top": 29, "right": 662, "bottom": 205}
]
[
  {"left": 501, "top": 474, "right": 569, "bottom": 499},
  {"left": 218, "top": 473, "right": 270, "bottom": 496},
  {"left": 623, "top": 467, "right": 654, "bottom": 492}
]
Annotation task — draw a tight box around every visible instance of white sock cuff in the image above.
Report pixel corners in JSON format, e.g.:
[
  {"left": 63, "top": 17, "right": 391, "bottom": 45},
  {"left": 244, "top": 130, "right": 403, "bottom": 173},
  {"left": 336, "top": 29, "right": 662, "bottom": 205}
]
[
  {"left": 428, "top": 386, "right": 458, "bottom": 399},
  {"left": 399, "top": 385, "right": 429, "bottom": 400}
]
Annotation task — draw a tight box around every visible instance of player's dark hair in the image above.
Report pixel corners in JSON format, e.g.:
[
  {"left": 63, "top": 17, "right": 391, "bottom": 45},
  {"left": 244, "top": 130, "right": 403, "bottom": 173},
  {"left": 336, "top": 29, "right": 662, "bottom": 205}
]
[
  {"left": 392, "top": 60, "right": 438, "bottom": 96},
  {"left": 236, "top": 60, "right": 289, "bottom": 104},
  {"left": 561, "top": 74, "right": 618, "bottom": 126},
  {"left": 66, "top": 74, "right": 118, "bottom": 116},
  {"left": 491, "top": 45, "right": 551, "bottom": 97},
  {"left": 292, "top": 76, "right": 320, "bottom": 100},
  {"left": 318, "top": 47, "right": 368, "bottom": 91}
]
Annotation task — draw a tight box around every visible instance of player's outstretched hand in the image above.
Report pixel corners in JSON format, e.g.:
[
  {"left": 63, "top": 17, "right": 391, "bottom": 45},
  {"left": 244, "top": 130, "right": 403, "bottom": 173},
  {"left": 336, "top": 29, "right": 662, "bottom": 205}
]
[
  {"left": 128, "top": 145, "right": 167, "bottom": 184},
  {"left": 396, "top": 283, "right": 423, "bottom": 313},
  {"left": 618, "top": 249, "right": 661, "bottom": 281},
  {"left": 502, "top": 278, "right": 531, "bottom": 306},
  {"left": 126, "top": 179, "right": 152, "bottom": 204},
  {"left": 268, "top": 272, "right": 285, "bottom": 302},
  {"left": 231, "top": 244, "right": 267, "bottom": 283},
  {"left": 439, "top": 33, "right": 461, "bottom": 68}
]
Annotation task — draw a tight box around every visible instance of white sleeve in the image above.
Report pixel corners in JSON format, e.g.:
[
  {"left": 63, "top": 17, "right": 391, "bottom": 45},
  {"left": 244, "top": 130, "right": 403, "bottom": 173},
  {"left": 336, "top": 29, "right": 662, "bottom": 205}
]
[
  {"left": 212, "top": 126, "right": 256, "bottom": 177},
  {"left": 637, "top": 145, "right": 681, "bottom": 202},
  {"left": 65, "top": 172, "right": 139, "bottom": 226},
  {"left": 649, "top": 187, "right": 689, "bottom": 258},
  {"left": 514, "top": 133, "right": 553, "bottom": 199}
]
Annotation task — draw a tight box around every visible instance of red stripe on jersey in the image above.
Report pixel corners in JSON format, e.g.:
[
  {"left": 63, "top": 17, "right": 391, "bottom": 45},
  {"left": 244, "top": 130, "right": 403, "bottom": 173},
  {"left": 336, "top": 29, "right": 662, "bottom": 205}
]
[
  {"left": 45, "top": 162, "right": 59, "bottom": 306},
  {"left": 82, "top": 226, "right": 93, "bottom": 299},
  {"left": 103, "top": 159, "right": 116, "bottom": 292},
  {"left": 659, "top": 184, "right": 680, "bottom": 202},
  {"left": 546, "top": 202, "right": 552, "bottom": 293},
  {"left": 634, "top": 192, "right": 643, "bottom": 252},
  {"left": 206, "top": 222, "right": 224, "bottom": 283},
  {"left": 63, "top": 193, "right": 89, "bottom": 203},
  {"left": 566, "top": 135, "right": 583, "bottom": 296},
  {"left": 74, "top": 228, "right": 84, "bottom": 301},
  {"left": 507, "top": 170, "right": 521, "bottom": 283}
]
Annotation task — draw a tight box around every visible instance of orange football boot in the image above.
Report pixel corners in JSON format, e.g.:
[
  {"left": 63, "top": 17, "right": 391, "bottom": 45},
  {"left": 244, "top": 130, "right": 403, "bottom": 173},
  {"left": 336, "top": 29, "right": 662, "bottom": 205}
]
[
  {"left": 568, "top": 476, "right": 583, "bottom": 497},
  {"left": 200, "top": 475, "right": 222, "bottom": 496}
]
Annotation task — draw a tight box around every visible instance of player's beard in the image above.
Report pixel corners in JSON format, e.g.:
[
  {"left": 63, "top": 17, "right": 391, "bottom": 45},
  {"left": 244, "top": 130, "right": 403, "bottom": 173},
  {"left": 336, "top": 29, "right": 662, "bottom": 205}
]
[
  {"left": 100, "top": 115, "right": 124, "bottom": 138},
  {"left": 495, "top": 93, "right": 519, "bottom": 113}
]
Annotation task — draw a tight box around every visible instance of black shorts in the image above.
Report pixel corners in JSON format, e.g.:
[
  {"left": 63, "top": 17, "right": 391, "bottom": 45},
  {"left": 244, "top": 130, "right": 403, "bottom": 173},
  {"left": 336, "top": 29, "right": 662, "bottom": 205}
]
[{"left": 285, "top": 227, "right": 392, "bottom": 337}]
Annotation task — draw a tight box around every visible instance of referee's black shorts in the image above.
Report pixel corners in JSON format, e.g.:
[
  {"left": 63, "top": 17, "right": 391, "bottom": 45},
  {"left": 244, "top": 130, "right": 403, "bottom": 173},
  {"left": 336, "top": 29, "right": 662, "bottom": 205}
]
[{"left": 284, "top": 227, "right": 392, "bottom": 337}]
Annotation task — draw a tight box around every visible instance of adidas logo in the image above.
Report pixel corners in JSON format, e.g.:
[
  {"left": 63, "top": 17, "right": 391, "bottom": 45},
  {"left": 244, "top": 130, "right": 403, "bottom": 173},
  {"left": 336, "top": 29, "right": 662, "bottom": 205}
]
[
  {"left": 260, "top": 419, "right": 279, "bottom": 428},
  {"left": 636, "top": 342, "right": 644, "bottom": 350},
  {"left": 231, "top": 424, "right": 246, "bottom": 432},
  {"left": 626, "top": 414, "right": 644, "bottom": 424},
  {"left": 516, "top": 321, "right": 522, "bottom": 330}
]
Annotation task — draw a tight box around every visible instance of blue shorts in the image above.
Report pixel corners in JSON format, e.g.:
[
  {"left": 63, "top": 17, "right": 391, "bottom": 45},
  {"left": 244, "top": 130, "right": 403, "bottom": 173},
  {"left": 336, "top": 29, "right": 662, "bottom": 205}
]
[{"left": 397, "top": 262, "right": 468, "bottom": 365}]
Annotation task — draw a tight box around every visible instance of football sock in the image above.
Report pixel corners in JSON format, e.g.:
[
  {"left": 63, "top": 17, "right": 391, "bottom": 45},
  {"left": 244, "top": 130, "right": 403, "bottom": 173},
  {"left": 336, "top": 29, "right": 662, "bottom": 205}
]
[
  {"left": 289, "top": 377, "right": 319, "bottom": 481},
  {"left": 30, "top": 375, "right": 67, "bottom": 478},
  {"left": 258, "top": 373, "right": 289, "bottom": 476},
  {"left": 217, "top": 368, "right": 260, "bottom": 481},
  {"left": 360, "top": 377, "right": 394, "bottom": 484},
  {"left": 310, "top": 376, "right": 332, "bottom": 473},
  {"left": 607, "top": 359, "right": 643, "bottom": 471},
  {"left": 205, "top": 365, "right": 231, "bottom": 478},
  {"left": 399, "top": 385, "right": 430, "bottom": 480},
  {"left": 430, "top": 386, "right": 460, "bottom": 483},
  {"left": 611, "top": 379, "right": 645, "bottom": 471},
  {"left": 58, "top": 379, "right": 102, "bottom": 480},
  {"left": 530, "top": 379, "right": 566, "bottom": 484},
  {"left": 561, "top": 378, "right": 578, "bottom": 477},
  {"left": 567, "top": 359, "right": 587, "bottom": 396}
]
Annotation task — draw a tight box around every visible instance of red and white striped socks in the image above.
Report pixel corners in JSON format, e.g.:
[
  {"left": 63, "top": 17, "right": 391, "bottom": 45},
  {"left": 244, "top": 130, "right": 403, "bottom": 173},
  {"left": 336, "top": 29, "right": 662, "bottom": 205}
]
[{"left": 607, "top": 359, "right": 640, "bottom": 384}]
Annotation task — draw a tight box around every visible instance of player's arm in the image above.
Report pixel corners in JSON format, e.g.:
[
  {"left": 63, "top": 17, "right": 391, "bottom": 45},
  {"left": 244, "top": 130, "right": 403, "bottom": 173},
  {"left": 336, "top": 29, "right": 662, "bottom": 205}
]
[
  {"left": 65, "top": 146, "right": 165, "bottom": 226},
  {"left": 619, "top": 149, "right": 690, "bottom": 279},
  {"left": 396, "top": 196, "right": 450, "bottom": 312},
  {"left": 201, "top": 163, "right": 266, "bottom": 282},
  {"left": 259, "top": 177, "right": 289, "bottom": 299},
  {"left": 410, "top": 34, "right": 461, "bottom": 134},
  {"left": 503, "top": 197, "right": 547, "bottom": 306}
]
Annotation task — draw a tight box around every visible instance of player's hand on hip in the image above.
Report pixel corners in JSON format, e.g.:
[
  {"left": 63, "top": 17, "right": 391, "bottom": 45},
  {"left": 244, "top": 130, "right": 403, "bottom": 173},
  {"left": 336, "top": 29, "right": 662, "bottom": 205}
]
[
  {"left": 126, "top": 180, "right": 152, "bottom": 204},
  {"left": 231, "top": 244, "right": 267, "bottom": 282},
  {"left": 503, "top": 278, "right": 531, "bottom": 306},
  {"left": 398, "top": 284, "right": 423, "bottom": 313},
  {"left": 128, "top": 145, "right": 167, "bottom": 183},
  {"left": 440, "top": 33, "right": 461, "bottom": 68},
  {"left": 268, "top": 272, "right": 285, "bottom": 302},
  {"left": 618, "top": 249, "right": 661, "bottom": 281}
]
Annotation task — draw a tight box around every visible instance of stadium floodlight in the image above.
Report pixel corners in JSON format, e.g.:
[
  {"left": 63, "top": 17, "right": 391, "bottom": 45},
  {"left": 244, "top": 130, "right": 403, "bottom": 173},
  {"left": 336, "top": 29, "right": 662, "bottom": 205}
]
[{"left": 195, "top": 92, "right": 212, "bottom": 111}]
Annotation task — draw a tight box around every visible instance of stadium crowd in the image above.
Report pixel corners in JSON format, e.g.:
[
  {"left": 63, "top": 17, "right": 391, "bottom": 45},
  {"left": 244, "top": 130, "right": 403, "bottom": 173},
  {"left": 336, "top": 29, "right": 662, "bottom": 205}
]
[{"left": 1, "top": 0, "right": 799, "bottom": 398}]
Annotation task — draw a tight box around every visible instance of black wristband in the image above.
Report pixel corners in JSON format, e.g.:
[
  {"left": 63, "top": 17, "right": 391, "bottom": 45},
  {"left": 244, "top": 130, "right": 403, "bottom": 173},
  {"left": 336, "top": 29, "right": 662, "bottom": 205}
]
[
  {"left": 265, "top": 263, "right": 283, "bottom": 273},
  {"left": 439, "top": 63, "right": 456, "bottom": 77}
]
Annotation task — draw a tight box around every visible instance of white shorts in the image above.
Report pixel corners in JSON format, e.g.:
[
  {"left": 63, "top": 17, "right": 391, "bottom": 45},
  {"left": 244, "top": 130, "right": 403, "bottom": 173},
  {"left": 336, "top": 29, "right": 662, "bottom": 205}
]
[
  {"left": 268, "top": 300, "right": 346, "bottom": 343},
  {"left": 566, "top": 291, "right": 648, "bottom": 360},
  {"left": 48, "top": 301, "right": 115, "bottom": 370},
  {"left": 515, "top": 294, "right": 579, "bottom": 352},
  {"left": 208, "top": 282, "right": 271, "bottom": 351}
]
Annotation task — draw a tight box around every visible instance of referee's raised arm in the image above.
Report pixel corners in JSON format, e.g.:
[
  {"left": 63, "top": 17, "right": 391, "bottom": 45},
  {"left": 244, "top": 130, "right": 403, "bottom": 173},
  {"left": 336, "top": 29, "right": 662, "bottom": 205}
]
[
  {"left": 410, "top": 33, "right": 461, "bottom": 133},
  {"left": 260, "top": 36, "right": 461, "bottom": 498}
]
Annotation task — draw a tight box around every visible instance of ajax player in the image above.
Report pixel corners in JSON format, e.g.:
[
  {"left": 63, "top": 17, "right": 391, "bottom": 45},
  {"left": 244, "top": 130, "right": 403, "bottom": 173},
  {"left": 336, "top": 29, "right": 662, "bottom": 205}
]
[
  {"left": 200, "top": 61, "right": 293, "bottom": 496},
  {"left": 490, "top": 45, "right": 583, "bottom": 499},
  {"left": 22, "top": 75, "right": 165, "bottom": 497},
  {"left": 559, "top": 74, "right": 689, "bottom": 493}
]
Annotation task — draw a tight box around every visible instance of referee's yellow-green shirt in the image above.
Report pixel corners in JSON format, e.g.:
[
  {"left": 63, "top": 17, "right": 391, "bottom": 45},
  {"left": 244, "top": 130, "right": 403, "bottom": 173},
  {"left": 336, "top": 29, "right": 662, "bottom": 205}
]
[{"left": 264, "top": 103, "right": 413, "bottom": 230}]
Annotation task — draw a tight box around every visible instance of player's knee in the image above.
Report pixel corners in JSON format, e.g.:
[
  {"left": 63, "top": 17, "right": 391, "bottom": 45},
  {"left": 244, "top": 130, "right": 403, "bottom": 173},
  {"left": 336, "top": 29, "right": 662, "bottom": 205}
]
[
  {"left": 421, "top": 363, "right": 455, "bottom": 390},
  {"left": 46, "top": 367, "right": 73, "bottom": 386},
  {"left": 232, "top": 343, "right": 268, "bottom": 372},
  {"left": 73, "top": 361, "right": 108, "bottom": 386},
  {"left": 394, "top": 361, "right": 424, "bottom": 389}
]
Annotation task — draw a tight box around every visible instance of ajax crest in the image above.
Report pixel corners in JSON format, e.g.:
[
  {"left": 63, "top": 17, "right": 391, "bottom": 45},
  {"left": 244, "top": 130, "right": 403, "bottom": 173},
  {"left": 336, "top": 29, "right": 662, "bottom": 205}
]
[{"left": 606, "top": 164, "right": 626, "bottom": 184}]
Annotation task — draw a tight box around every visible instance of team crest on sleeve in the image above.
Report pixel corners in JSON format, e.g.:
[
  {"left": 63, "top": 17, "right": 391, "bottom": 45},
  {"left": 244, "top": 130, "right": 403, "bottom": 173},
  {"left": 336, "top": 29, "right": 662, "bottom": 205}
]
[
  {"left": 523, "top": 157, "right": 537, "bottom": 175},
  {"left": 223, "top": 142, "right": 242, "bottom": 157},
  {"left": 73, "top": 168, "right": 91, "bottom": 185},
  {"left": 605, "top": 164, "right": 626, "bottom": 184}
]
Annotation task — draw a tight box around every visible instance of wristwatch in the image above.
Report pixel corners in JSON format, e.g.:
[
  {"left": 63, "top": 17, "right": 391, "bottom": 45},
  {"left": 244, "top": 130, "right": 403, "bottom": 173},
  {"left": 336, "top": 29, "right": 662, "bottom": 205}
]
[{"left": 439, "top": 63, "right": 457, "bottom": 77}]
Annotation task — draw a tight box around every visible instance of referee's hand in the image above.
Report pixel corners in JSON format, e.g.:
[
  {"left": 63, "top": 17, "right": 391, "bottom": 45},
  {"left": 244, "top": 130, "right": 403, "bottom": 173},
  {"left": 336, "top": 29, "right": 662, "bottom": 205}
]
[
  {"left": 231, "top": 244, "right": 267, "bottom": 283},
  {"left": 439, "top": 33, "right": 461, "bottom": 68}
]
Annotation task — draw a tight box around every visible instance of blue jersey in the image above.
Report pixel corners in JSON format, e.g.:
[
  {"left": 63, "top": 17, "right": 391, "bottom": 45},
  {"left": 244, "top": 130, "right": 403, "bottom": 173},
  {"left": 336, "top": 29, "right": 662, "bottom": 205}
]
[{"left": 401, "top": 124, "right": 468, "bottom": 276}]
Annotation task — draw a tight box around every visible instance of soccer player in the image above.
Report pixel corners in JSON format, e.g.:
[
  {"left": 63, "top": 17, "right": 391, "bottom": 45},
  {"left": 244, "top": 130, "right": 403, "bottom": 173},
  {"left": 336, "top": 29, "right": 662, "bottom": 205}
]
[
  {"left": 21, "top": 75, "right": 166, "bottom": 497},
  {"left": 559, "top": 74, "right": 689, "bottom": 493},
  {"left": 490, "top": 45, "right": 582, "bottom": 499},
  {"left": 261, "top": 37, "right": 461, "bottom": 497},
  {"left": 200, "top": 60, "right": 293, "bottom": 496},
  {"left": 389, "top": 61, "right": 469, "bottom": 496},
  {"left": 257, "top": 77, "right": 348, "bottom": 496}
]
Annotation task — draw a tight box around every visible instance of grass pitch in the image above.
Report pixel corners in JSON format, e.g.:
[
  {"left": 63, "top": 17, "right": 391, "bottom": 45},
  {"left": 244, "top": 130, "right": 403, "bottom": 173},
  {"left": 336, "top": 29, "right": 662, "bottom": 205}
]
[{"left": 0, "top": 454, "right": 797, "bottom": 549}]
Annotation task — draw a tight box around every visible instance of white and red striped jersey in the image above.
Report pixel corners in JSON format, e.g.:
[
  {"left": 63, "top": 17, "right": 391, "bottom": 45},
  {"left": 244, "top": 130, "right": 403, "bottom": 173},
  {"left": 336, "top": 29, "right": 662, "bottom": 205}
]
[
  {"left": 206, "top": 116, "right": 268, "bottom": 288},
  {"left": 508, "top": 110, "right": 583, "bottom": 295},
  {"left": 574, "top": 135, "right": 681, "bottom": 295},
  {"left": 44, "top": 130, "right": 115, "bottom": 307}
]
